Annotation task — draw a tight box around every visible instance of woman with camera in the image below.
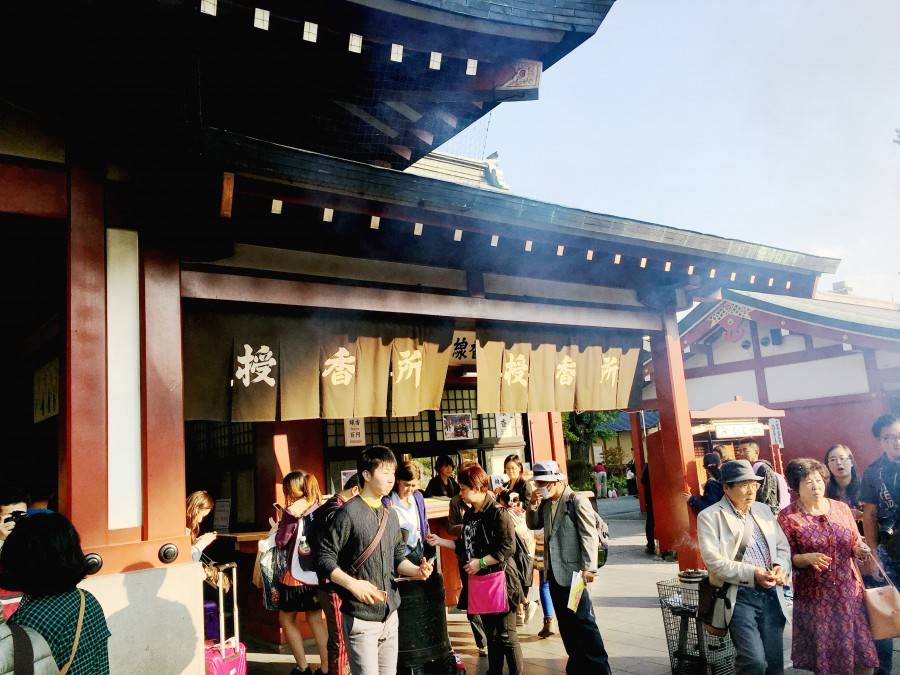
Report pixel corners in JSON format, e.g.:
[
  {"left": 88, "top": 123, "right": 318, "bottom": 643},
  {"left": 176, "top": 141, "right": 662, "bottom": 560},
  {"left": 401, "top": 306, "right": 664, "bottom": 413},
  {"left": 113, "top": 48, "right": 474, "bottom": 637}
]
[{"left": 0, "top": 512, "right": 110, "bottom": 674}]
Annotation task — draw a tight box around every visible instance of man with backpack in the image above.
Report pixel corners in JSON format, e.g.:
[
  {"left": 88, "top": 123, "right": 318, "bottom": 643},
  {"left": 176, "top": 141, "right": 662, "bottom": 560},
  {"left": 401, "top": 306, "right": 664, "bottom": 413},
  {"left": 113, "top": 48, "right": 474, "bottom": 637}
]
[
  {"left": 735, "top": 439, "right": 790, "bottom": 514},
  {"left": 526, "top": 460, "right": 611, "bottom": 675}
]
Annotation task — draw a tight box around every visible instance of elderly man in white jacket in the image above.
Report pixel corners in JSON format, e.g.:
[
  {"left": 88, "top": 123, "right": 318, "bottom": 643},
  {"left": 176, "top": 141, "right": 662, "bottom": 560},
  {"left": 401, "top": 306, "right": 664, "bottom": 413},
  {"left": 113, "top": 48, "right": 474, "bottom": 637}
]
[{"left": 698, "top": 459, "right": 791, "bottom": 675}]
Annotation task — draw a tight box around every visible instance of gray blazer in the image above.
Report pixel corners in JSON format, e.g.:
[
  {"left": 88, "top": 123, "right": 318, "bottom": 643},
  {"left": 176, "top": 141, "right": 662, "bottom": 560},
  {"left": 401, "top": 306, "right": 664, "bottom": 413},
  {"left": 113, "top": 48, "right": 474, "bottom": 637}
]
[
  {"left": 527, "top": 486, "right": 598, "bottom": 586},
  {"left": 697, "top": 496, "right": 792, "bottom": 624}
]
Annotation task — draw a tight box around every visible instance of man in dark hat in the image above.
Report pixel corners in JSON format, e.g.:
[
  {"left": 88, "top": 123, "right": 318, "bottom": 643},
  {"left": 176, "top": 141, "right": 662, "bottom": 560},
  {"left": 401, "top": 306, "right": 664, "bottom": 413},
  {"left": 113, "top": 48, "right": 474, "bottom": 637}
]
[{"left": 697, "top": 459, "right": 791, "bottom": 674}]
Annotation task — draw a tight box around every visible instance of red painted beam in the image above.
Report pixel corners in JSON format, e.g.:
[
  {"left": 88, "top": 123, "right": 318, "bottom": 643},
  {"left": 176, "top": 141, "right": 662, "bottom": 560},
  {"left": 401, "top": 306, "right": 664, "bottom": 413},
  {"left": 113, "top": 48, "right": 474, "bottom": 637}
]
[
  {"left": 62, "top": 167, "right": 108, "bottom": 548},
  {"left": 0, "top": 162, "right": 66, "bottom": 218},
  {"left": 141, "top": 248, "right": 187, "bottom": 541}
]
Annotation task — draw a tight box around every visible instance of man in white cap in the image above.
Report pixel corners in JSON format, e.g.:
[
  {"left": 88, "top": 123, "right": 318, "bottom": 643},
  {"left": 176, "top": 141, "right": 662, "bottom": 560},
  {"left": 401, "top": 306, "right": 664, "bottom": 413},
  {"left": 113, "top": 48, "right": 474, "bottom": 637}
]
[
  {"left": 526, "top": 460, "right": 610, "bottom": 674},
  {"left": 698, "top": 459, "right": 791, "bottom": 674}
]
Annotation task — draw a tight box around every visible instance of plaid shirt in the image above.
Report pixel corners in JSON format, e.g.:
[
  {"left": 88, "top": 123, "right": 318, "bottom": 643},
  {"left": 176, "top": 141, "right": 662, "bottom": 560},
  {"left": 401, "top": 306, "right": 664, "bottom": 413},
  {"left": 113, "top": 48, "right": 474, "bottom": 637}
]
[
  {"left": 725, "top": 500, "right": 773, "bottom": 571},
  {"left": 10, "top": 589, "right": 110, "bottom": 675}
]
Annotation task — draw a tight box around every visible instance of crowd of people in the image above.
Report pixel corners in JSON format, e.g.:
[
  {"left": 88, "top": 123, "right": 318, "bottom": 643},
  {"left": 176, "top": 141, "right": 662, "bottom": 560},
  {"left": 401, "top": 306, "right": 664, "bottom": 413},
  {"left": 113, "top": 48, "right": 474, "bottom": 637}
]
[
  {"left": 4, "top": 412, "right": 900, "bottom": 675},
  {"left": 253, "top": 448, "right": 610, "bottom": 675},
  {"left": 692, "top": 414, "right": 900, "bottom": 675}
]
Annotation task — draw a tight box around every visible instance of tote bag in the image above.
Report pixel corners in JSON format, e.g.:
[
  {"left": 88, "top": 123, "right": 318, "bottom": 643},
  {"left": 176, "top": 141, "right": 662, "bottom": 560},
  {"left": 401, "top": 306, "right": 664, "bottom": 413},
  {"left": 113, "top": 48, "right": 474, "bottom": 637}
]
[
  {"left": 864, "top": 558, "right": 900, "bottom": 640},
  {"left": 289, "top": 516, "right": 319, "bottom": 586},
  {"left": 467, "top": 570, "right": 508, "bottom": 615}
]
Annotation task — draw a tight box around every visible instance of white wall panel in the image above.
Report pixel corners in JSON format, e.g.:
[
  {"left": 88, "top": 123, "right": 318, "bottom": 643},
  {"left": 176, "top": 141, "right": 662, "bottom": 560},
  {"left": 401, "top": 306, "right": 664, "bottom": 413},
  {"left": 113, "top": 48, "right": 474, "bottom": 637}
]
[
  {"left": 876, "top": 350, "right": 900, "bottom": 369},
  {"left": 712, "top": 334, "right": 754, "bottom": 364},
  {"left": 82, "top": 563, "right": 205, "bottom": 674},
  {"left": 106, "top": 228, "right": 143, "bottom": 530},
  {"left": 686, "top": 370, "right": 759, "bottom": 410},
  {"left": 812, "top": 335, "right": 840, "bottom": 349},
  {"left": 765, "top": 354, "right": 869, "bottom": 403},
  {"left": 759, "top": 333, "right": 806, "bottom": 358}
]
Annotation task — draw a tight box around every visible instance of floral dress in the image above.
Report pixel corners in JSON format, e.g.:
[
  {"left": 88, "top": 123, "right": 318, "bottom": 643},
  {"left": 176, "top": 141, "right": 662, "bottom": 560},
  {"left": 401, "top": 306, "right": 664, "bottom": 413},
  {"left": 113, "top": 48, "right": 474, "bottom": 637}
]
[{"left": 777, "top": 499, "right": 877, "bottom": 674}]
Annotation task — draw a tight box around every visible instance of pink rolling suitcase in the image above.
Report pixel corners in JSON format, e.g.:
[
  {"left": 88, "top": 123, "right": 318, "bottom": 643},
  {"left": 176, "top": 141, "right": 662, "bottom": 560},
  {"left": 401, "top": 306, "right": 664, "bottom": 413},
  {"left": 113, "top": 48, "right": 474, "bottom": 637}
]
[{"left": 204, "top": 562, "right": 247, "bottom": 675}]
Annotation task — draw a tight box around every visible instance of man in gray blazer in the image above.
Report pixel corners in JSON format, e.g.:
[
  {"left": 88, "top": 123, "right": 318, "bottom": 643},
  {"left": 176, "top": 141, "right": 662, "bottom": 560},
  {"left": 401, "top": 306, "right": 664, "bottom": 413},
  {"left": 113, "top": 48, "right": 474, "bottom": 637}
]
[
  {"left": 698, "top": 459, "right": 791, "bottom": 675},
  {"left": 526, "top": 460, "right": 611, "bottom": 675}
]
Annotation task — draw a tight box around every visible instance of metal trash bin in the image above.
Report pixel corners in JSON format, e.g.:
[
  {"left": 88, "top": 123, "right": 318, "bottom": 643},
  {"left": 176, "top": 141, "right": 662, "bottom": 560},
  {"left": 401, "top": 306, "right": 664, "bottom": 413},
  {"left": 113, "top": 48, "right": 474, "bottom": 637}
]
[{"left": 657, "top": 572, "right": 735, "bottom": 675}]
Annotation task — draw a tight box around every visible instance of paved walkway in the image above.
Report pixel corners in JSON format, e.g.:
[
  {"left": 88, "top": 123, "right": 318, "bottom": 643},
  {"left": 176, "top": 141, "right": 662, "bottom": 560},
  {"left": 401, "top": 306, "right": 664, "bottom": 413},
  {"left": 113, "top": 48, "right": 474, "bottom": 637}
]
[{"left": 247, "top": 496, "right": 900, "bottom": 674}]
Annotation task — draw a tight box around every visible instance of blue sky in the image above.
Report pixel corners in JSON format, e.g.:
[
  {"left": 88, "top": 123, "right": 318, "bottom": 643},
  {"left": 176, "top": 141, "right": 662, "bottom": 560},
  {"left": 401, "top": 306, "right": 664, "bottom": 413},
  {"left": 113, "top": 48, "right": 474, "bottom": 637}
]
[{"left": 439, "top": 0, "right": 900, "bottom": 301}]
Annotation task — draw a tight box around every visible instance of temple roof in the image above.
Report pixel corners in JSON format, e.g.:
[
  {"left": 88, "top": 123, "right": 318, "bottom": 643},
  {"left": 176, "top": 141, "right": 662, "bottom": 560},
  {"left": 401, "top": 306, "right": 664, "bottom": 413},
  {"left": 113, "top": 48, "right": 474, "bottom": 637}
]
[{"left": 680, "top": 288, "right": 900, "bottom": 342}]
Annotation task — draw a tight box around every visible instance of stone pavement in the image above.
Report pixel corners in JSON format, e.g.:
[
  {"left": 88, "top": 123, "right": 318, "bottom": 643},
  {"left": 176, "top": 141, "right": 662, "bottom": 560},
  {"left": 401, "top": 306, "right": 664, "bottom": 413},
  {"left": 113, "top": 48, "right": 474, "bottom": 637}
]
[{"left": 247, "top": 495, "right": 900, "bottom": 674}]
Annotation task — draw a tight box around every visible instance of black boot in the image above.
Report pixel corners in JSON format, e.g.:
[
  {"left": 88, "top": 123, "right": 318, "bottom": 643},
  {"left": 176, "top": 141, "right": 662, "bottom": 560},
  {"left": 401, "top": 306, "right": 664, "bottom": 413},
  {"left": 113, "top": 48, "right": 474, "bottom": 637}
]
[{"left": 538, "top": 617, "right": 555, "bottom": 638}]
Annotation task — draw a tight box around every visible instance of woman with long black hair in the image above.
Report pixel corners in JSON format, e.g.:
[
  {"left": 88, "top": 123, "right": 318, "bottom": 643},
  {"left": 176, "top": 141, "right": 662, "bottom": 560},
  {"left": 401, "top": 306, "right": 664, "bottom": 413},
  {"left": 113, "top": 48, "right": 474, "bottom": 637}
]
[{"left": 824, "top": 444, "right": 863, "bottom": 520}]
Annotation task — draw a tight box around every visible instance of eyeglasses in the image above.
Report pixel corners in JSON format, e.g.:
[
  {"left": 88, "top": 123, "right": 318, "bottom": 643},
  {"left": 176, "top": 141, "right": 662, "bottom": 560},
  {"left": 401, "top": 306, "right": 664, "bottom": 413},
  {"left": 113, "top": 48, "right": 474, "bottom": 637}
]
[{"left": 881, "top": 435, "right": 900, "bottom": 443}]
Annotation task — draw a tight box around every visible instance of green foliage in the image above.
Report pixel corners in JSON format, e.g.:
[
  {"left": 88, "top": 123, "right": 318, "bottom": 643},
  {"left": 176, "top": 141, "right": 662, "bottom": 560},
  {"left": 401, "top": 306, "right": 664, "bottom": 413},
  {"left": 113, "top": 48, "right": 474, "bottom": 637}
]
[
  {"left": 608, "top": 474, "right": 627, "bottom": 495},
  {"left": 562, "top": 411, "right": 620, "bottom": 462},
  {"left": 566, "top": 459, "right": 593, "bottom": 491},
  {"left": 602, "top": 443, "right": 627, "bottom": 470}
]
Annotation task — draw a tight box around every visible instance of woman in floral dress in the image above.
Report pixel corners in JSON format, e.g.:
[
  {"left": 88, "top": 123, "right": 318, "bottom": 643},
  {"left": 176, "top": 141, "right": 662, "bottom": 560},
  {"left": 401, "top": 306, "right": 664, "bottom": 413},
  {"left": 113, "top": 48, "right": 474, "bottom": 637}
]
[{"left": 778, "top": 458, "right": 877, "bottom": 675}]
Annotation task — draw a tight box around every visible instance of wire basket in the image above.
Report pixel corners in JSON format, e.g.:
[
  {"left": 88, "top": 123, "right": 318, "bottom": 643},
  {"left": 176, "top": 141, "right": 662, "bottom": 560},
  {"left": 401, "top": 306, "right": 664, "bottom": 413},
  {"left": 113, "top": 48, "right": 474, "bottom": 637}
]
[{"left": 657, "top": 578, "right": 735, "bottom": 675}]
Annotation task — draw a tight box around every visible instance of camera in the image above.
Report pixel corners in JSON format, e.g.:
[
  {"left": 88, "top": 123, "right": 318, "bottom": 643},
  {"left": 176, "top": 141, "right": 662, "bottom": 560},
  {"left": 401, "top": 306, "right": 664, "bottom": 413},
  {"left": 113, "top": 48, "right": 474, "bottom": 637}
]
[{"left": 2, "top": 510, "right": 26, "bottom": 525}]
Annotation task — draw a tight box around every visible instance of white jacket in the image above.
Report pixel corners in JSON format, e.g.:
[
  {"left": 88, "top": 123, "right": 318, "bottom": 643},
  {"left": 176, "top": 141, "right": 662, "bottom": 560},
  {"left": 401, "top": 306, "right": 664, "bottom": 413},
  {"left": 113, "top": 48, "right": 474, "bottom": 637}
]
[{"left": 697, "top": 496, "right": 792, "bottom": 624}]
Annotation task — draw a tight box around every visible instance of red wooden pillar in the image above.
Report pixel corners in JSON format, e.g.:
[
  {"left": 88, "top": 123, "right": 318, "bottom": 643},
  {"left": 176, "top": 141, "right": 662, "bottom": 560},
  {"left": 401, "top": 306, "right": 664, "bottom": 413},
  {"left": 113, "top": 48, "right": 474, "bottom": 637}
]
[
  {"left": 142, "top": 248, "right": 188, "bottom": 543},
  {"left": 62, "top": 166, "right": 108, "bottom": 548},
  {"left": 629, "top": 412, "right": 646, "bottom": 513},
  {"left": 528, "top": 412, "right": 568, "bottom": 475},
  {"left": 650, "top": 312, "right": 702, "bottom": 571}
]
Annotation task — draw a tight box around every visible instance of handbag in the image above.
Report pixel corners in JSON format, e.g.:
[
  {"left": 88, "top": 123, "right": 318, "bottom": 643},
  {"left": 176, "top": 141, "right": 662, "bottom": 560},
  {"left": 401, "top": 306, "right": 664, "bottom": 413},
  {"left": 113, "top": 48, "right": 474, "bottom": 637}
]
[
  {"left": 864, "top": 556, "right": 900, "bottom": 640},
  {"left": 467, "top": 570, "right": 509, "bottom": 615},
  {"left": 697, "top": 512, "right": 753, "bottom": 637}
]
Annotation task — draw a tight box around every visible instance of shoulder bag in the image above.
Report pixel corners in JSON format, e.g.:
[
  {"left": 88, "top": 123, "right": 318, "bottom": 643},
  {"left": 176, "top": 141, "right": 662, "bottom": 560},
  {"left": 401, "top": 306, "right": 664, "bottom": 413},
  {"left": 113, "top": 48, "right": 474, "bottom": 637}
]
[
  {"left": 863, "top": 556, "right": 900, "bottom": 640},
  {"left": 350, "top": 506, "right": 389, "bottom": 576},
  {"left": 697, "top": 513, "right": 753, "bottom": 637},
  {"left": 58, "top": 590, "right": 85, "bottom": 675}
]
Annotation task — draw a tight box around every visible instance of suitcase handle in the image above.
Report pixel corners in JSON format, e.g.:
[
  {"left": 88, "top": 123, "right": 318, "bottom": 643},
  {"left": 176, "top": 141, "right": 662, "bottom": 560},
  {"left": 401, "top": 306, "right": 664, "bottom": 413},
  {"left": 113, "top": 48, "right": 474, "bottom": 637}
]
[{"left": 214, "top": 562, "right": 240, "bottom": 660}]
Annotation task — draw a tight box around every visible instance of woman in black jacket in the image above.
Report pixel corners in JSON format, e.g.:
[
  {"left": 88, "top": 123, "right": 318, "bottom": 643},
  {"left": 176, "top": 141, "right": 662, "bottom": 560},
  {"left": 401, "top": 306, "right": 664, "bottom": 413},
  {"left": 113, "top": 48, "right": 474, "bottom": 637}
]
[
  {"left": 458, "top": 464, "right": 524, "bottom": 675},
  {"left": 424, "top": 455, "right": 460, "bottom": 498}
]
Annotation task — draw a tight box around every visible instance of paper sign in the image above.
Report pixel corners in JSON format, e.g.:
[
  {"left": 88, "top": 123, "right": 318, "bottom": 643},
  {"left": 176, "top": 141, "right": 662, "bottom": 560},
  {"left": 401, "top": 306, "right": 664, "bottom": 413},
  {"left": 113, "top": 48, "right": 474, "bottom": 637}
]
[
  {"left": 714, "top": 422, "right": 764, "bottom": 439},
  {"left": 442, "top": 413, "right": 474, "bottom": 440},
  {"left": 344, "top": 417, "right": 366, "bottom": 447},
  {"left": 768, "top": 418, "right": 784, "bottom": 447},
  {"left": 213, "top": 498, "right": 232, "bottom": 532}
]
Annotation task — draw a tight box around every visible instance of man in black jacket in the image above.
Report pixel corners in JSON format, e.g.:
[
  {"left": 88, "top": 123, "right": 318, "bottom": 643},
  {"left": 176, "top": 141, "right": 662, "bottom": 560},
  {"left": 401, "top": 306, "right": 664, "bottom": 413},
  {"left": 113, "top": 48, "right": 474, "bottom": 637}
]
[{"left": 316, "top": 446, "right": 432, "bottom": 675}]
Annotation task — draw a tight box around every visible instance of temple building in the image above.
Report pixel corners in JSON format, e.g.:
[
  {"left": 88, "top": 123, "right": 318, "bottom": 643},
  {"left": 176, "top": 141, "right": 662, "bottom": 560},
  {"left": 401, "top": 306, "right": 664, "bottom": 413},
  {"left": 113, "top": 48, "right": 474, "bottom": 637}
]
[{"left": 0, "top": 0, "right": 839, "bottom": 670}]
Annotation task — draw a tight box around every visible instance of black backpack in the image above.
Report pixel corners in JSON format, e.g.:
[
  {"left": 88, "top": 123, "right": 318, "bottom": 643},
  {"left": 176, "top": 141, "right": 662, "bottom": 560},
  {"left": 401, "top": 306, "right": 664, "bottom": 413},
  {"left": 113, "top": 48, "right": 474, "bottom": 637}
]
[
  {"left": 511, "top": 530, "right": 534, "bottom": 592},
  {"left": 565, "top": 493, "right": 610, "bottom": 568}
]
